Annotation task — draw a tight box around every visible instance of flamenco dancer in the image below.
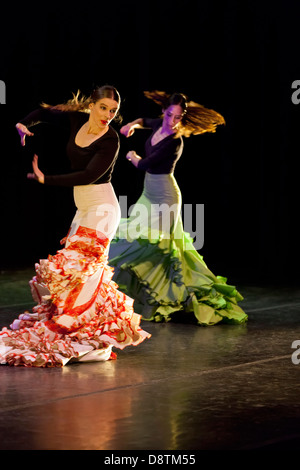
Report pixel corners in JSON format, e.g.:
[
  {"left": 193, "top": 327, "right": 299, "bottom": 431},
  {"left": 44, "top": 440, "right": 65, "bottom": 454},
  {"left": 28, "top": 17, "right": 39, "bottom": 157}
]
[
  {"left": 0, "top": 85, "right": 151, "bottom": 367},
  {"left": 109, "top": 90, "right": 247, "bottom": 326}
]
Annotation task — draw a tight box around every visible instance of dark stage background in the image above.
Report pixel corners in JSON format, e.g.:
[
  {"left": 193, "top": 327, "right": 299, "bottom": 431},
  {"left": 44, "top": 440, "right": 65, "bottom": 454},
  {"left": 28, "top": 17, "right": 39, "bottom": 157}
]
[{"left": 0, "top": 0, "right": 299, "bottom": 286}]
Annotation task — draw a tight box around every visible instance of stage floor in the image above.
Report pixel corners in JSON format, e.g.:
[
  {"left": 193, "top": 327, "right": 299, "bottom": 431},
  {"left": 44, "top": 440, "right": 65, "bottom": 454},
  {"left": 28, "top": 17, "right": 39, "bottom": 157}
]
[{"left": 1, "top": 268, "right": 300, "bottom": 451}]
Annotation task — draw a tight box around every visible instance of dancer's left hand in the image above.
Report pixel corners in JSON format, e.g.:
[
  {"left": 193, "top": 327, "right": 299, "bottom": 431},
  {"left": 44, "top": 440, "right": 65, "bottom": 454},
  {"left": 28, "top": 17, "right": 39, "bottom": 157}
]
[
  {"left": 27, "top": 154, "right": 45, "bottom": 184},
  {"left": 126, "top": 150, "right": 142, "bottom": 167},
  {"left": 126, "top": 150, "right": 137, "bottom": 161}
]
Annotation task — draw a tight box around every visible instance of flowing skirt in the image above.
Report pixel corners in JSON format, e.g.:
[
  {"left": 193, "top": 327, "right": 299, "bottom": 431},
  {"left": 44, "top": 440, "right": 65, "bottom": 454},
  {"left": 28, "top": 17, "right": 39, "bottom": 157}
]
[
  {"left": 0, "top": 183, "right": 151, "bottom": 367},
  {"left": 109, "top": 173, "right": 247, "bottom": 326}
]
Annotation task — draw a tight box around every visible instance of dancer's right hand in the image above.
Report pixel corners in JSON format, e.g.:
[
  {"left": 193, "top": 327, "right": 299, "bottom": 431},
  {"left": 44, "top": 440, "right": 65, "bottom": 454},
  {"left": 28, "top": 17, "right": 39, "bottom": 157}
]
[
  {"left": 120, "top": 123, "right": 135, "bottom": 138},
  {"left": 16, "top": 123, "right": 34, "bottom": 146}
]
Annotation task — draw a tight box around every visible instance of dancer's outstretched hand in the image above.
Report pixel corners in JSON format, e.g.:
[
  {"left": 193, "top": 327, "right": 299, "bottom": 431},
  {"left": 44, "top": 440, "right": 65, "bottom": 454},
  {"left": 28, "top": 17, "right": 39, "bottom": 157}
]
[
  {"left": 16, "top": 123, "right": 34, "bottom": 146},
  {"left": 120, "top": 123, "right": 135, "bottom": 137}
]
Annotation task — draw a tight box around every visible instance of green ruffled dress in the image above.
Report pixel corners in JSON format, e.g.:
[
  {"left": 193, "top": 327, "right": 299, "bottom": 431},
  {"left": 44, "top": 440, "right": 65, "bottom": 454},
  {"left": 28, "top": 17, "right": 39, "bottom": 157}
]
[{"left": 109, "top": 172, "right": 247, "bottom": 326}]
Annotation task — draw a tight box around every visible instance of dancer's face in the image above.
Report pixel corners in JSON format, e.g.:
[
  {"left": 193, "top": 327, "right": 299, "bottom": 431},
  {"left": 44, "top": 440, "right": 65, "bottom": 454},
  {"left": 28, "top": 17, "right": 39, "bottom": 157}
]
[
  {"left": 163, "top": 105, "right": 184, "bottom": 130},
  {"left": 89, "top": 98, "right": 120, "bottom": 127}
]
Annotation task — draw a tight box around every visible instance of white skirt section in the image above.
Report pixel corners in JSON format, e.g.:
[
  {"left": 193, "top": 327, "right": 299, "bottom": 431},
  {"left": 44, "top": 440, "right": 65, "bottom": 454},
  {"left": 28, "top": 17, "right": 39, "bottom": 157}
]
[{"left": 69, "top": 183, "right": 121, "bottom": 243}]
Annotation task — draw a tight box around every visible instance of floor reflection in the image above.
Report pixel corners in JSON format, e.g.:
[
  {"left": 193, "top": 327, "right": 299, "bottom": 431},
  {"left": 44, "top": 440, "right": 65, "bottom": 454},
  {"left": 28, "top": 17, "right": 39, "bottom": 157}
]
[{"left": 2, "top": 276, "right": 300, "bottom": 449}]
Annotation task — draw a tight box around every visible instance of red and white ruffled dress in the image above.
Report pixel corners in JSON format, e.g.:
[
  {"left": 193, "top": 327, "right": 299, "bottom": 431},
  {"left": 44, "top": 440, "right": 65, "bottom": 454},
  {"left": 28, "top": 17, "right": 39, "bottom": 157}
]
[{"left": 0, "top": 226, "right": 151, "bottom": 367}]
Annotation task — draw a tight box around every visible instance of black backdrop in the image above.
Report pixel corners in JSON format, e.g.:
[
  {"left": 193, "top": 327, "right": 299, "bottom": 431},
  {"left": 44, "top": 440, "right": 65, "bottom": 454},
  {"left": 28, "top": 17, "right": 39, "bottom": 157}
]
[{"left": 1, "top": 0, "right": 299, "bottom": 286}]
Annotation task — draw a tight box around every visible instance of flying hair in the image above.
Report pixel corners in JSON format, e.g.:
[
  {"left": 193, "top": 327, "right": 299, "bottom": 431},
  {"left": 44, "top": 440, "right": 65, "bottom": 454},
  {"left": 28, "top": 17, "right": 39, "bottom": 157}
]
[
  {"left": 144, "top": 90, "right": 225, "bottom": 137},
  {"left": 41, "top": 90, "right": 93, "bottom": 112},
  {"left": 41, "top": 85, "right": 122, "bottom": 122}
]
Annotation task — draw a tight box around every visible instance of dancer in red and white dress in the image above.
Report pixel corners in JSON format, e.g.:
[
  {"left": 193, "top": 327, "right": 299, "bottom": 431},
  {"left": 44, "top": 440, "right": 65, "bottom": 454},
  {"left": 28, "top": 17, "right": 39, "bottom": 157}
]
[{"left": 0, "top": 85, "right": 151, "bottom": 367}]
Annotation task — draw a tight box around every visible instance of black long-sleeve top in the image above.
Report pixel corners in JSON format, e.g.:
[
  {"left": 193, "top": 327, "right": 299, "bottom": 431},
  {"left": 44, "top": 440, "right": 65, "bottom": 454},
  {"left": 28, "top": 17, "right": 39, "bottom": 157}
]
[
  {"left": 19, "top": 108, "right": 120, "bottom": 186},
  {"left": 137, "top": 118, "right": 183, "bottom": 174}
]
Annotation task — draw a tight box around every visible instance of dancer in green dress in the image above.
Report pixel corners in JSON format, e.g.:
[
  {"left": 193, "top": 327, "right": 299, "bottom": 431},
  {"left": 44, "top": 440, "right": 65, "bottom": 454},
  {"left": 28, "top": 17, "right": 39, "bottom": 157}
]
[{"left": 109, "top": 90, "right": 247, "bottom": 326}]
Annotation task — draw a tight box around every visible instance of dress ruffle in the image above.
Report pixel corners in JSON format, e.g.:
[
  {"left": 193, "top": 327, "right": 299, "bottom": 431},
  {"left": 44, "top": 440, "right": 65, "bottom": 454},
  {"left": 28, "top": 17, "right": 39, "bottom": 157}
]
[
  {"left": 109, "top": 230, "right": 247, "bottom": 326},
  {"left": 0, "top": 226, "right": 151, "bottom": 367}
]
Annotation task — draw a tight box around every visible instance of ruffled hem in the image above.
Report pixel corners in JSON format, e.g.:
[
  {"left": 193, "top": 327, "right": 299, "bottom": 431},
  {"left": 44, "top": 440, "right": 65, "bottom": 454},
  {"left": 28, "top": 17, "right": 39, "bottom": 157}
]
[
  {"left": 0, "top": 226, "right": 151, "bottom": 367},
  {"left": 109, "top": 234, "right": 247, "bottom": 326}
]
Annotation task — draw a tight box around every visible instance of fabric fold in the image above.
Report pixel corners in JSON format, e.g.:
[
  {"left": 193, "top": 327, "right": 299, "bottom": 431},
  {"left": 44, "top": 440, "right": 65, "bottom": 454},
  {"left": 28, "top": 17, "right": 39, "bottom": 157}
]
[
  {"left": 0, "top": 226, "right": 151, "bottom": 367},
  {"left": 109, "top": 173, "right": 247, "bottom": 326}
]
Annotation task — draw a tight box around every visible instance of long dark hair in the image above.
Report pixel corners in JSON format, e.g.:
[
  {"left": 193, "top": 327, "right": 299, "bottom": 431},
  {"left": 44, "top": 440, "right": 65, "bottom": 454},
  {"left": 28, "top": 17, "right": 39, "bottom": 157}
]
[{"left": 144, "top": 90, "right": 225, "bottom": 137}]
